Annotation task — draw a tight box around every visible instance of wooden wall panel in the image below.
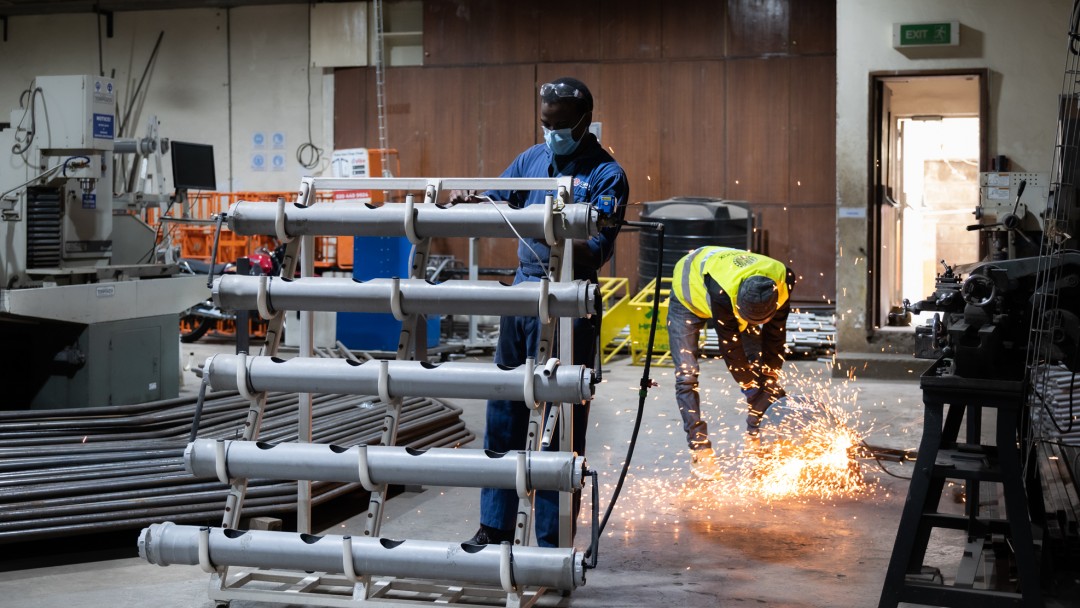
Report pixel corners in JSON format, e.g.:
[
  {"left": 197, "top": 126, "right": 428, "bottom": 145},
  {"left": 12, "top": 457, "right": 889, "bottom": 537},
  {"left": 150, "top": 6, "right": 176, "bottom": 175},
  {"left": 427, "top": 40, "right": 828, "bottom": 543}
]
[
  {"left": 725, "top": 58, "right": 791, "bottom": 205},
  {"left": 333, "top": 68, "right": 370, "bottom": 148},
  {"left": 476, "top": 66, "right": 538, "bottom": 176},
  {"left": 536, "top": 1, "right": 601, "bottom": 63},
  {"left": 599, "top": 0, "right": 663, "bottom": 61},
  {"left": 755, "top": 204, "right": 790, "bottom": 260},
  {"left": 790, "top": 0, "right": 836, "bottom": 55},
  {"left": 788, "top": 55, "right": 835, "bottom": 206},
  {"left": 725, "top": 0, "right": 790, "bottom": 57},
  {"left": 661, "top": 3, "right": 725, "bottom": 59},
  {"left": 600, "top": 63, "right": 664, "bottom": 281},
  {"left": 660, "top": 61, "right": 727, "bottom": 199},
  {"left": 335, "top": 1, "right": 838, "bottom": 302},
  {"left": 784, "top": 206, "right": 836, "bottom": 306},
  {"left": 423, "top": 1, "right": 540, "bottom": 66}
]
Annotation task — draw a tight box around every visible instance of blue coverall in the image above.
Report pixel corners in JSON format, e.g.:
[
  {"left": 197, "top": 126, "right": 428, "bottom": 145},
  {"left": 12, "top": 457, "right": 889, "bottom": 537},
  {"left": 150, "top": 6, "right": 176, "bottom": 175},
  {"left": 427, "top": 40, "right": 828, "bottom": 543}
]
[{"left": 480, "top": 132, "right": 628, "bottom": 547}]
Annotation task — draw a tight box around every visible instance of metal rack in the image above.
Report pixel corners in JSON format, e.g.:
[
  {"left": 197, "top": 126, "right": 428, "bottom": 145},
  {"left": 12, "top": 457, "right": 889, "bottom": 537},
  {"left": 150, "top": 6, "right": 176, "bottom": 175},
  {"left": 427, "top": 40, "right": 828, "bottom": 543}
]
[{"left": 138, "top": 176, "right": 602, "bottom": 607}]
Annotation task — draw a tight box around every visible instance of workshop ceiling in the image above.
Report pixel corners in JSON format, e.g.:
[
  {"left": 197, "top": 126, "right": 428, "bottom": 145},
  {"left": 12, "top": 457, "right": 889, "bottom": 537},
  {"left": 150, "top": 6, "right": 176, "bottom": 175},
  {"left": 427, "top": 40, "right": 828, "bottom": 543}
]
[{"left": 0, "top": 0, "right": 306, "bottom": 17}]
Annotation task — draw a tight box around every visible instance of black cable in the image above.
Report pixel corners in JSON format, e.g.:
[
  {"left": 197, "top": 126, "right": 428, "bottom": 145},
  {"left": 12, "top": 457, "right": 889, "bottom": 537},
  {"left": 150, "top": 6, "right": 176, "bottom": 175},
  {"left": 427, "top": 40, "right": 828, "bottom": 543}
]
[
  {"left": 296, "top": 5, "right": 323, "bottom": 170},
  {"left": 96, "top": 12, "right": 104, "bottom": 78},
  {"left": 860, "top": 440, "right": 913, "bottom": 480},
  {"left": 139, "top": 201, "right": 173, "bottom": 265},
  {"left": 12, "top": 85, "right": 42, "bottom": 156},
  {"left": 1031, "top": 383, "right": 1077, "bottom": 435},
  {"left": 62, "top": 156, "right": 90, "bottom": 178},
  {"left": 584, "top": 220, "right": 663, "bottom": 565}
]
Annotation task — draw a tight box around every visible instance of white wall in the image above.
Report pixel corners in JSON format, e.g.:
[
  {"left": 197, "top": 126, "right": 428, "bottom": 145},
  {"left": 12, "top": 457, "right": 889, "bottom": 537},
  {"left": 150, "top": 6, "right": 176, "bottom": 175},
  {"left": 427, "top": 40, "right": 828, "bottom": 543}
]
[
  {"left": 0, "top": 4, "right": 334, "bottom": 194},
  {"left": 835, "top": 0, "right": 1070, "bottom": 351}
]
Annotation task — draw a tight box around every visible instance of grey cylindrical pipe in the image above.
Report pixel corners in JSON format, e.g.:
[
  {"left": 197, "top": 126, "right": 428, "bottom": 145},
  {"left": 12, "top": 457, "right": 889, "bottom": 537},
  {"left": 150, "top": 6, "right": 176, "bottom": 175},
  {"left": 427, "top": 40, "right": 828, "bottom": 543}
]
[
  {"left": 185, "top": 440, "right": 585, "bottom": 491},
  {"left": 226, "top": 200, "right": 597, "bottom": 240},
  {"left": 139, "top": 522, "right": 585, "bottom": 590},
  {"left": 213, "top": 276, "right": 599, "bottom": 318},
  {"left": 113, "top": 137, "right": 159, "bottom": 155},
  {"left": 204, "top": 355, "right": 594, "bottom": 404}
]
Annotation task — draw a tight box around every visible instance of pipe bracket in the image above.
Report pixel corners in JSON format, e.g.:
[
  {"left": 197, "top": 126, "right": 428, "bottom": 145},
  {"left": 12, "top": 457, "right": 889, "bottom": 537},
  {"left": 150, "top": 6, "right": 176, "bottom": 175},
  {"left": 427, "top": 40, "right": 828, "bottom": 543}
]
[{"left": 274, "top": 196, "right": 293, "bottom": 244}]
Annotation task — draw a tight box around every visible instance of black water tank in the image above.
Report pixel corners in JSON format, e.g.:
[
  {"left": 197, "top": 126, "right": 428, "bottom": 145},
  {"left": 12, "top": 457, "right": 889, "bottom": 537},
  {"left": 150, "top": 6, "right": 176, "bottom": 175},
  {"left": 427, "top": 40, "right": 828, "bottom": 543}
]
[{"left": 637, "top": 197, "right": 753, "bottom": 289}]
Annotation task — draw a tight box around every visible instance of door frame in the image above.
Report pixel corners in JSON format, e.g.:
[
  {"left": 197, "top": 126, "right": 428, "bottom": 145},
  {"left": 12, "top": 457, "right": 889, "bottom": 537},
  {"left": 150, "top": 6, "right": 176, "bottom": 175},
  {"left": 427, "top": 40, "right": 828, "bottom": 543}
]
[{"left": 866, "top": 68, "right": 989, "bottom": 333}]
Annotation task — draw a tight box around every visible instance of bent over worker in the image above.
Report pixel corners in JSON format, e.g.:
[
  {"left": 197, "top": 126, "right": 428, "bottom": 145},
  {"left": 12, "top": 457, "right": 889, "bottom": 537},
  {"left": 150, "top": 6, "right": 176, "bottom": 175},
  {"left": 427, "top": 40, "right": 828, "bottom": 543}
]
[{"left": 666, "top": 246, "right": 796, "bottom": 480}]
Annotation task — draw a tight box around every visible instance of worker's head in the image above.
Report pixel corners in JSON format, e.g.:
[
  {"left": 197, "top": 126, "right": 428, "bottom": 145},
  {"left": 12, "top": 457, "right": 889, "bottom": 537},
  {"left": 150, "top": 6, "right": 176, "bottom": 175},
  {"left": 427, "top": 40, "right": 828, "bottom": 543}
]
[
  {"left": 736, "top": 275, "right": 779, "bottom": 325},
  {"left": 539, "top": 77, "right": 593, "bottom": 156}
]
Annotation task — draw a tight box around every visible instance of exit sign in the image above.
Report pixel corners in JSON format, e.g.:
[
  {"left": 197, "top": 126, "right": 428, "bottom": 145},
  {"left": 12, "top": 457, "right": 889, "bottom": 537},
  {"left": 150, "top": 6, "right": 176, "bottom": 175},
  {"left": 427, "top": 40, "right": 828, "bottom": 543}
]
[{"left": 893, "top": 21, "right": 959, "bottom": 48}]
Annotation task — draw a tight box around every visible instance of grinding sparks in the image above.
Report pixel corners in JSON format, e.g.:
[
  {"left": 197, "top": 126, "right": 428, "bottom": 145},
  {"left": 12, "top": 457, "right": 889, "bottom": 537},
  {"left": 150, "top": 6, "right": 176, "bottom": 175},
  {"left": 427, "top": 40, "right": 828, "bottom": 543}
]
[
  {"left": 743, "top": 404, "right": 868, "bottom": 500},
  {"left": 586, "top": 363, "right": 879, "bottom": 543}
]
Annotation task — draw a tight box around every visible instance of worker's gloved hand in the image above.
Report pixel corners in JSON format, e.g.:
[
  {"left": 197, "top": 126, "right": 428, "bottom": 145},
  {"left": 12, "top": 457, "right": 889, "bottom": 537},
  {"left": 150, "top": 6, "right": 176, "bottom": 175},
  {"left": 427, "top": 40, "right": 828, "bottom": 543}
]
[
  {"left": 760, "top": 377, "right": 785, "bottom": 401},
  {"left": 742, "top": 384, "right": 782, "bottom": 433}
]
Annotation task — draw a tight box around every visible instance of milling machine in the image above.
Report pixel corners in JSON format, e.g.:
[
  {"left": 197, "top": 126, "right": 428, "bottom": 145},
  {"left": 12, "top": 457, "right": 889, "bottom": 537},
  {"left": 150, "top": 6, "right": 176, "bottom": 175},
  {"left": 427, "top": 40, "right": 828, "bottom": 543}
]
[{"left": 0, "top": 75, "right": 207, "bottom": 409}]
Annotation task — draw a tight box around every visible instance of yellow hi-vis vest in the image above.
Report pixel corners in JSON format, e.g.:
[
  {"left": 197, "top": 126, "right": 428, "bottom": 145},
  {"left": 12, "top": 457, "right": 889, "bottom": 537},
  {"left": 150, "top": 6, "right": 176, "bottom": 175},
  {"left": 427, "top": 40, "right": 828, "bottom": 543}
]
[{"left": 671, "top": 247, "right": 789, "bottom": 330}]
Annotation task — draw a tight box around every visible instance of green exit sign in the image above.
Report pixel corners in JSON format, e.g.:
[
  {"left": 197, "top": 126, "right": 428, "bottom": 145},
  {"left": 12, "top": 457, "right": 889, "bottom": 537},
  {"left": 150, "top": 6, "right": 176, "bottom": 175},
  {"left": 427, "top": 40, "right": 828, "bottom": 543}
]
[{"left": 893, "top": 21, "right": 960, "bottom": 48}]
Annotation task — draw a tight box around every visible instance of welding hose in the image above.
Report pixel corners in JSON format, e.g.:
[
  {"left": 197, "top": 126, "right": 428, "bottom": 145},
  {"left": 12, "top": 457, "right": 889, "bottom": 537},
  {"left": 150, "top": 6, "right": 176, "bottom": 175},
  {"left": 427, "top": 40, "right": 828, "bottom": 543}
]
[{"left": 584, "top": 220, "right": 664, "bottom": 568}]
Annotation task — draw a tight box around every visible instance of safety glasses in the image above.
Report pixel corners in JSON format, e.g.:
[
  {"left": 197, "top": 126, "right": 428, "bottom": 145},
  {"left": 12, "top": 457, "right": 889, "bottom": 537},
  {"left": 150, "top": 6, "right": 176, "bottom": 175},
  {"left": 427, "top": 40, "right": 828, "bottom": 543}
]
[{"left": 539, "top": 82, "right": 584, "bottom": 101}]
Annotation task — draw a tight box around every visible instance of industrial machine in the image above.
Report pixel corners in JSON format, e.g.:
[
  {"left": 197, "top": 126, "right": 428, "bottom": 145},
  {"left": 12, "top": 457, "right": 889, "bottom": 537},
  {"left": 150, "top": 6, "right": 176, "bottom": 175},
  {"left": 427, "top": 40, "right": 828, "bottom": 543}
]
[
  {"left": 0, "top": 75, "right": 207, "bottom": 409},
  {"left": 879, "top": 34, "right": 1080, "bottom": 604}
]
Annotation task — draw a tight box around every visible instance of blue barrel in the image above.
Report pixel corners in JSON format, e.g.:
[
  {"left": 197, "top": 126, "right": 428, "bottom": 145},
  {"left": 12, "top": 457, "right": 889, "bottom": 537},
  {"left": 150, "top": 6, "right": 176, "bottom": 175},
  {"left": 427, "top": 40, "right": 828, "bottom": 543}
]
[{"left": 337, "top": 236, "right": 440, "bottom": 351}]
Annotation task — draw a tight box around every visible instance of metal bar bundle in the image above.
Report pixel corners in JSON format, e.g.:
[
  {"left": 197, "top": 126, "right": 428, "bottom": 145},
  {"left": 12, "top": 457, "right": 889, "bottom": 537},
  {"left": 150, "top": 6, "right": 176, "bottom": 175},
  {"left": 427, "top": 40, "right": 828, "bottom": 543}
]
[
  {"left": 1030, "top": 363, "right": 1080, "bottom": 444},
  {"left": 0, "top": 392, "right": 474, "bottom": 544},
  {"left": 185, "top": 439, "right": 586, "bottom": 492},
  {"left": 204, "top": 355, "right": 595, "bottom": 404},
  {"left": 139, "top": 522, "right": 585, "bottom": 590},
  {"left": 213, "top": 275, "right": 599, "bottom": 319},
  {"left": 226, "top": 200, "right": 598, "bottom": 241}
]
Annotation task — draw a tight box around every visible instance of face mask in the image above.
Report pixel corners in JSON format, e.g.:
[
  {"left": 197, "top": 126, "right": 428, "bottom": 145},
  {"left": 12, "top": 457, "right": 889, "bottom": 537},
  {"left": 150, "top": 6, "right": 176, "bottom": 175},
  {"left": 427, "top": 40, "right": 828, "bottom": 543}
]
[{"left": 543, "top": 113, "right": 586, "bottom": 156}]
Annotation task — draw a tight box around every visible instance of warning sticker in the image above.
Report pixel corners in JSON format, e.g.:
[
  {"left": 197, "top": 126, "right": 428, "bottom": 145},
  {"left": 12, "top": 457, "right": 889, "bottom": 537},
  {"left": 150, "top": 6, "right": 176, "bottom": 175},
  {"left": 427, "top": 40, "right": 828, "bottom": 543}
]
[{"left": 93, "top": 113, "right": 114, "bottom": 139}]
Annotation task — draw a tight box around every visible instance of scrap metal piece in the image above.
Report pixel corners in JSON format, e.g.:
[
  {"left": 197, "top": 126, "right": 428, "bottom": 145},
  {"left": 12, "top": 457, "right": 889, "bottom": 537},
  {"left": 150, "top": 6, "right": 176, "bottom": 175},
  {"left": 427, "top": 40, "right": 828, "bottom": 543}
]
[{"left": 139, "top": 522, "right": 585, "bottom": 590}]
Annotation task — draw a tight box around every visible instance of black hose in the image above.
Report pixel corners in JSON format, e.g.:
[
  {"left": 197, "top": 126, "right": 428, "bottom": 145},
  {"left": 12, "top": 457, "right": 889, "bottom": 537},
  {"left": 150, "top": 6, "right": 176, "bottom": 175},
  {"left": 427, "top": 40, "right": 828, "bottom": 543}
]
[{"left": 585, "top": 220, "right": 664, "bottom": 565}]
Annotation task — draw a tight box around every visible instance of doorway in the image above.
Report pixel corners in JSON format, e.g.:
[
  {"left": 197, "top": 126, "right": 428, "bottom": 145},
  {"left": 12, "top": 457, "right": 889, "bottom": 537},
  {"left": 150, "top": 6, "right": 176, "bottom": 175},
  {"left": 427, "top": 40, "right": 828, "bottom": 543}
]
[{"left": 870, "top": 71, "right": 988, "bottom": 328}]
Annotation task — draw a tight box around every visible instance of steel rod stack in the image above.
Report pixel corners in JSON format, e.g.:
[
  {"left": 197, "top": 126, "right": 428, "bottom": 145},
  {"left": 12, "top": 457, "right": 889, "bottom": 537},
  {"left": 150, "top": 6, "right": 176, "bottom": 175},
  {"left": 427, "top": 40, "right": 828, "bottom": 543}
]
[{"left": 0, "top": 392, "right": 472, "bottom": 544}]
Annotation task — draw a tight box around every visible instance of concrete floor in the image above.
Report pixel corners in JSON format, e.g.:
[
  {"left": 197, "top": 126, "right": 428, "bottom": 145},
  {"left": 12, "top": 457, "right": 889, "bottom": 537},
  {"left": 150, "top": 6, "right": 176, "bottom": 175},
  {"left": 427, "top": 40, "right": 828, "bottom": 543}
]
[{"left": 0, "top": 338, "right": 1077, "bottom": 608}]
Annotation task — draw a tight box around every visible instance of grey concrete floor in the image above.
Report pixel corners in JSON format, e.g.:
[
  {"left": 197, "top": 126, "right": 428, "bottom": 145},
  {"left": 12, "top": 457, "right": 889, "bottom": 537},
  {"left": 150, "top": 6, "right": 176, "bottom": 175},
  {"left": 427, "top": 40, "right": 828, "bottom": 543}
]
[{"left": 0, "top": 338, "right": 1076, "bottom": 608}]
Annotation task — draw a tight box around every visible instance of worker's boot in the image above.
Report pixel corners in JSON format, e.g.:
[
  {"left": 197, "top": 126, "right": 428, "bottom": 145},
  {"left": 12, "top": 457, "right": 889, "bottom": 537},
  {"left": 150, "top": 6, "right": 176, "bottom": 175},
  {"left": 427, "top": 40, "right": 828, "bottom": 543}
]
[
  {"left": 743, "top": 431, "right": 763, "bottom": 456},
  {"left": 465, "top": 524, "right": 514, "bottom": 545},
  {"left": 689, "top": 448, "right": 723, "bottom": 481}
]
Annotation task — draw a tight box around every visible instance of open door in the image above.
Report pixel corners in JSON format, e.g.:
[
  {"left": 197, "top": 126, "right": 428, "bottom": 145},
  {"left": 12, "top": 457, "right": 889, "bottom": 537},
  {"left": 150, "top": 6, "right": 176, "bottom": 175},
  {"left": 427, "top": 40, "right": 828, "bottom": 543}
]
[{"left": 869, "top": 71, "right": 988, "bottom": 328}]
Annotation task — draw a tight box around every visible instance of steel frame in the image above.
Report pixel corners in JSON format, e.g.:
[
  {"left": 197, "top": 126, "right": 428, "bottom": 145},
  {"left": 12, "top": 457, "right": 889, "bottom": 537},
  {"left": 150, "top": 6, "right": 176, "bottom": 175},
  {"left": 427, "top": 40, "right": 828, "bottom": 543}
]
[{"left": 141, "top": 176, "right": 590, "bottom": 607}]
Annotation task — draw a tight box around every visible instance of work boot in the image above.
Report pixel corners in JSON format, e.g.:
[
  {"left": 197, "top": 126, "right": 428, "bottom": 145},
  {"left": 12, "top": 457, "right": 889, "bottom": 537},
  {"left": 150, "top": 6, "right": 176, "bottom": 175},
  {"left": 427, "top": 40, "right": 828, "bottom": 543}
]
[
  {"left": 690, "top": 448, "right": 723, "bottom": 481},
  {"left": 743, "top": 430, "right": 763, "bottom": 456},
  {"left": 465, "top": 524, "right": 514, "bottom": 545}
]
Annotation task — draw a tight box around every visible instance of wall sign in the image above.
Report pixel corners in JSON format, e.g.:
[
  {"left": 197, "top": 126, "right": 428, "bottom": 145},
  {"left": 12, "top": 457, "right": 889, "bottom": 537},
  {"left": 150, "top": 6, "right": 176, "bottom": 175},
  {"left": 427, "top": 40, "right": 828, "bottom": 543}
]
[{"left": 893, "top": 21, "right": 959, "bottom": 48}]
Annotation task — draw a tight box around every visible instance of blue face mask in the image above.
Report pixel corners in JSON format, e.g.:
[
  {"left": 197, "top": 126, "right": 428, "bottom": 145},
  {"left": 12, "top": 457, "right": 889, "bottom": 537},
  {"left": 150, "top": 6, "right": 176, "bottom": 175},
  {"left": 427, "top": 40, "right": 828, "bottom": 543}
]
[{"left": 543, "top": 113, "right": 586, "bottom": 156}]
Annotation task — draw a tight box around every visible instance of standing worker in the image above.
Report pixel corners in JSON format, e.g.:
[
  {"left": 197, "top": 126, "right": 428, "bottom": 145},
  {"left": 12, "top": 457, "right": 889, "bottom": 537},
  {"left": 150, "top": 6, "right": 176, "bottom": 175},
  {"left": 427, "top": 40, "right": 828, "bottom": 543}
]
[
  {"left": 666, "top": 246, "right": 796, "bottom": 480},
  {"left": 450, "top": 77, "right": 629, "bottom": 546}
]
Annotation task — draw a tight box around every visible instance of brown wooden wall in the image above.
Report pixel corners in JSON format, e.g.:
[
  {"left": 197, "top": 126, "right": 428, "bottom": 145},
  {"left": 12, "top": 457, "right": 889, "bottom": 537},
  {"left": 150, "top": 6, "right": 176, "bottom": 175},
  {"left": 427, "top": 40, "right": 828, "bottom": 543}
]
[{"left": 334, "top": 0, "right": 836, "bottom": 304}]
